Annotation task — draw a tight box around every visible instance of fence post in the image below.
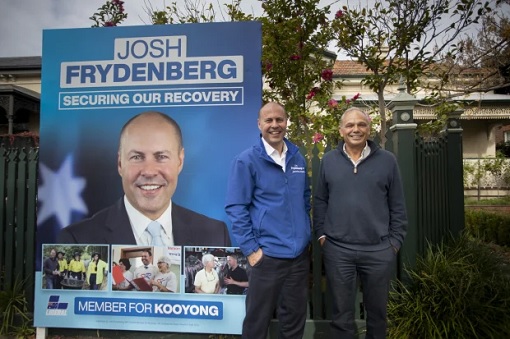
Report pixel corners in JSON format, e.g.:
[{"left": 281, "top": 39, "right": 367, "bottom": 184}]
[
  {"left": 444, "top": 109, "right": 465, "bottom": 236},
  {"left": 387, "top": 84, "right": 418, "bottom": 277},
  {"left": 310, "top": 144, "right": 324, "bottom": 320},
  {"left": 25, "top": 148, "right": 39, "bottom": 310},
  {"left": 0, "top": 146, "right": 6, "bottom": 287}
]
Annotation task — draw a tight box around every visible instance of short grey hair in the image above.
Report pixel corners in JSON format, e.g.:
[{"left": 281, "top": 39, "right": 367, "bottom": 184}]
[
  {"left": 340, "top": 107, "right": 370, "bottom": 127},
  {"left": 157, "top": 256, "right": 172, "bottom": 268},
  {"left": 201, "top": 254, "right": 215, "bottom": 266}
]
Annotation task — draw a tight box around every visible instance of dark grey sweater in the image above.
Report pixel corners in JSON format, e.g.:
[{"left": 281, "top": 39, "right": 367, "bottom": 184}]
[{"left": 313, "top": 140, "right": 407, "bottom": 251}]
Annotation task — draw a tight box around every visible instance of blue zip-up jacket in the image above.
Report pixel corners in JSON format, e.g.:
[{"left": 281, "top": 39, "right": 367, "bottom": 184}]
[
  {"left": 225, "top": 137, "right": 311, "bottom": 259},
  {"left": 313, "top": 140, "right": 407, "bottom": 251}
]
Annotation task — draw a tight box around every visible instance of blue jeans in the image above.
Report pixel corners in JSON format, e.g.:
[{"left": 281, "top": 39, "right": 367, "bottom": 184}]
[{"left": 45, "top": 275, "right": 56, "bottom": 289}]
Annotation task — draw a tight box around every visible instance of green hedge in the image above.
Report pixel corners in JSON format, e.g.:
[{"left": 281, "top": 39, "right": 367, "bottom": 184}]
[
  {"left": 465, "top": 209, "right": 510, "bottom": 247},
  {"left": 388, "top": 235, "right": 510, "bottom": 338}
]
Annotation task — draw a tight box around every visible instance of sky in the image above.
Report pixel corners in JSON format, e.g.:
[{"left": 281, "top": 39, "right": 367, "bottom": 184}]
[
  {"left": 3, "top": 0, "right": 500, "bottom": 60},
  {"left": 0, "top": 0, "right": 267, "bottom": 58},
  {"left": 0, "top": 0, "right": 354, "bottom": 59},
  {"left": 0, "top": 0, "right": 169, "bottom": 57}
]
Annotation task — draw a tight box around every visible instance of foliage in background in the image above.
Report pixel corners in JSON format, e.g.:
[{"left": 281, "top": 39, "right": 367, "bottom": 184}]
[
  {"left": 416, "top": 99, "right": 460, "bottom": 139},
  {"left": 497, "top": 141, "right": 510, "bottom": 157},
  {"left": 331, "top": 0, "right": 496, "bottom": 142},
  {"left": 90, "top": 0, "right": 127, "bottom": 27},
  {"left": 465, "top": 209, "right": 510, "bottom": 247},
  {"left": 259, "top": 0, "right": 341, "bottom": 150},
  {"left": 456, "top": 0, "right": 510, "bottom": 94},
  {"left": 88, "top": 0, "right": 502, "bottom": 151},
  {"left": 465, "top": 195, "right": 510, "bottom": 205},
  {"left": 463, "top": 152, "right": 510, "bottom": 188},
  {"left": 388, "top": 234, "right": 510, "bottom": 338},
  {"left": 149, "top": 0, "right": 230, "bottom": 24},
  {"left": 0, "top": 276, "right": 33, "bottom": 337}
]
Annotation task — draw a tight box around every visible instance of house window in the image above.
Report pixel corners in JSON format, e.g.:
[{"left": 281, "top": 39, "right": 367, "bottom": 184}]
[
  {"left": 13, "top": 108, "right": 30, "bottom": 133},
  {"left": 505, "top": 131, "right": 510, "bottom": 143},
  {"left": 0, "top": 107, "right": 7, "bottom": 134}
]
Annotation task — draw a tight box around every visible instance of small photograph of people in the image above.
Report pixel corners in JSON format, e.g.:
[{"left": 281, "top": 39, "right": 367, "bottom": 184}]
[
  {"left": 111, "top": 245, "right": 181, "bottom": 293},
  {"left": 41, "top": 245, "right": 109, "bottom": 290},
  {"left": 184, "top": 247, "right": 249, "bottom": 295}
]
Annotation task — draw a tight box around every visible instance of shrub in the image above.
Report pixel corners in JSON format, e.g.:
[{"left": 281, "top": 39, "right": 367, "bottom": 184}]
[
  {"left": 388, "top": 234, "right": 510, "bottom": 338},
  {"left": 0, "top": 276, "right": 33, "bottom": 337},
  {"left": 464, "top": 196, "right": 510, "bottom": 206},
  {"left": 465, "top": 209, "right": 510, "bottom": 247}
]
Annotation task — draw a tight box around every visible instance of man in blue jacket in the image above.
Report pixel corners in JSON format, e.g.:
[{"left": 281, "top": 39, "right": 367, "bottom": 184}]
[
  {"left": 314, "top": 107, "right": 408, "bottom": 338},
  {"left": 225, "top": 102, "right": 311, "bottom": 339}
]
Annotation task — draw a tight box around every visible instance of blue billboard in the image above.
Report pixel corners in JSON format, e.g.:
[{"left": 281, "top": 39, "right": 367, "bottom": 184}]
[{"left": 35, "top": 22, "right": 261, "bottom": 334}]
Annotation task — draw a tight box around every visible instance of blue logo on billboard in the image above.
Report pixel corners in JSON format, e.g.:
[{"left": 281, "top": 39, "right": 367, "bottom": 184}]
[{"left": 46, "top": 295, "right": 68, "bottom": 316}]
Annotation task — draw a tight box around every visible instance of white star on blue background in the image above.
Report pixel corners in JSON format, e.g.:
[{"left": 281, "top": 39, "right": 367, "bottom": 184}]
[{"left": 38, "top": 154, "right": 88, "bottom": 228}]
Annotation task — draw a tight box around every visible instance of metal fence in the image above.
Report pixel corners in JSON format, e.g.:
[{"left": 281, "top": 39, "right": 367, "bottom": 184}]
[
  {"left": 0, "top": 145, "right": 38, "bottom": 309},
  {"left": 464, "top": 158, "right": 510, "bottom": 200},
  {"left": 415, "top": 135, "right": 451, "bottom": 255}
]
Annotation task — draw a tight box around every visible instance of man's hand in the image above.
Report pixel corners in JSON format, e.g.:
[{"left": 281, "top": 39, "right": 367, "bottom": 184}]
[
  {"left": 319, "top": 237, "right": 326, "bottom": 246},
  {"left": 247, "top": 248, "right": 263, "bottom": 266}
]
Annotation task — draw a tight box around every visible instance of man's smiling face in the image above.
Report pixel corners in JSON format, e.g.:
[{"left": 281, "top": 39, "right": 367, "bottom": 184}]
[
  {"left": 340, "top": 109, "right": 370, "bottom": 150},
  {"left": 258, "top": 103, "right": 288, "bottom": 151},
  {"left": 118, "top": 113, "right": 184, "bottom": 220},
  {"left": 141, "top": 251, "right": 152, "bottom": 265}
]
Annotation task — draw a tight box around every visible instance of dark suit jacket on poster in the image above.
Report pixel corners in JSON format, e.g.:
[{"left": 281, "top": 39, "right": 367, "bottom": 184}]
[{"left": 57, "top": 199, "right": 231, "bottom": 246}]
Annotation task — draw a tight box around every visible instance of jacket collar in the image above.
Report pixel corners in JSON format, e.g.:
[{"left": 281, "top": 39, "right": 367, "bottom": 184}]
[{"left": 257, "top": 135, "right": 298, "bottom": 157}]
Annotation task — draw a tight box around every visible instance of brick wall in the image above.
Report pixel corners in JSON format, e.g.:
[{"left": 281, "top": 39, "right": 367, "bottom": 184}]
[{"left": 495, "top": 124, "right": 510, "bottom": 144}]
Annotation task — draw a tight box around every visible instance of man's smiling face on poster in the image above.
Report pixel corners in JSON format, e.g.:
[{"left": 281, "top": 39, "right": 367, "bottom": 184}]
[{"left": 118, "top": 112, "right": 184, "bottom": 220}]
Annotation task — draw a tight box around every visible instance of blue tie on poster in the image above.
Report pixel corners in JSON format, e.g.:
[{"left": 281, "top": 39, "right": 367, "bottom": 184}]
[{"left": 34, "top": 22, "right": 262, "bottom": 335}]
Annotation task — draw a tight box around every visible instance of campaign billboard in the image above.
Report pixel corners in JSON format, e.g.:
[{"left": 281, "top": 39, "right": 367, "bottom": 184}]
[{"left": 35, "top": 21, "right": 261, "bottom": 334}]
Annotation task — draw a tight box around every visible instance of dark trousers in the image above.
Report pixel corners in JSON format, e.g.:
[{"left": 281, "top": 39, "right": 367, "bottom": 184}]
[
  {"left": 323, "top": 241, "right": 396, "bottom": 339},
  {"left": 89, "top": 273, "right": 98, "bottom": 290},
  {"left": 56, "top": 274, "right": 63, "bottom": 289},
  {"left": 242, "top": 249, "right": 309, "bottom": 339}
]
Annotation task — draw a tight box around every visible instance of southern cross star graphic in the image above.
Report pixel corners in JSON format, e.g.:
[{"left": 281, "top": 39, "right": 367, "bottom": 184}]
[{"left": 38, "top": 154, "right": 88, "bottom": 228}]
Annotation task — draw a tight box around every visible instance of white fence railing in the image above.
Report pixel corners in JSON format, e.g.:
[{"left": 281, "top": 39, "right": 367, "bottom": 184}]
[{"left": 463, "top": 158, "right": 510, "bottom": 199}]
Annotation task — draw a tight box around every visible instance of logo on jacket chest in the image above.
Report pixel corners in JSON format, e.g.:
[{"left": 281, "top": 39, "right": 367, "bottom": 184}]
[{"left": 290, "top": 165, "right": 305, "bottom": 174}]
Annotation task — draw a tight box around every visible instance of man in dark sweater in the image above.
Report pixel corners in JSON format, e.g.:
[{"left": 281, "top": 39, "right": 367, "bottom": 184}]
[
  {"left": 313, "top": 107, "right": 408, "bottom": 339},
  {"left": 43, "top": 248, "right": 59, "bottom": 289}
]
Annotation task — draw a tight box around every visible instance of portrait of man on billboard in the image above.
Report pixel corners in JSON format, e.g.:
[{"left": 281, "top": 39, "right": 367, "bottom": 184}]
[{"left": 58, "top": 111, "right": 231, "bottom": 247}]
